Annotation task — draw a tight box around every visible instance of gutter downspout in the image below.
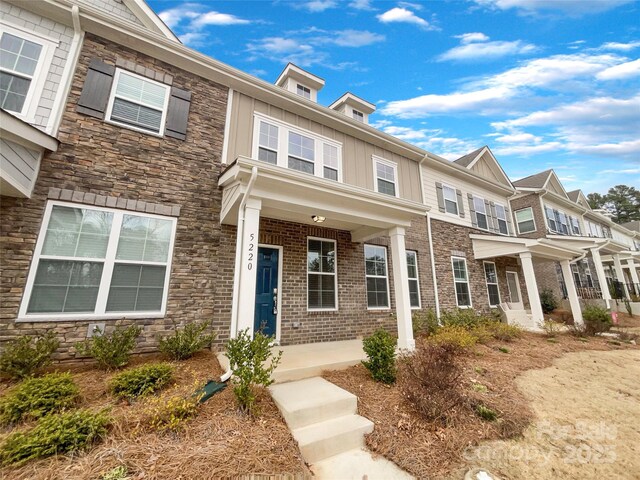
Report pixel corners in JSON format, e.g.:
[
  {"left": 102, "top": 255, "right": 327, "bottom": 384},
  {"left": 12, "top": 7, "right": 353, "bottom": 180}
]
[
  {"left": 48, "top": 5, "right": 84, "bottom": 136},
  {"left": 220, "top": 89, "right": 233, "bottom": 165},
  {"left": 222, "top": 166, "right": 258, "bottom": 382},
  {"left": 419, "top": 154, "right": 441, "bottom": 319}
]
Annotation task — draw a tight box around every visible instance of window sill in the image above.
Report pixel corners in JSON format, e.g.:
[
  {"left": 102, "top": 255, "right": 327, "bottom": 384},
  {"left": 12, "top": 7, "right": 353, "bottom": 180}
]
[
  {"left": 105, "top": 119, "right": 165, "bottom": 138},
  {"left": 17, "top": 312, "right": 166, "bottom": 323},
  {"left": 367, "top": 307, "right": 392, "bottom": 311},
  {"left": 307, "top": 308, "right": 339, "bottom": 313}
]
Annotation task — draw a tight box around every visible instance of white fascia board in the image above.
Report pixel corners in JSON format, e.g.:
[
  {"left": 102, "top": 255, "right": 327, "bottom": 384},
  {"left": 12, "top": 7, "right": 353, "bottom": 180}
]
[
  {"left": 328, "top": 93, "right": 376, "bottom": 114},
  {"left": 0, "top": 110, "right": 59, "bottom": 151},
  {"left": 467, "top": 146, "right": 514, "bottom": 189}
]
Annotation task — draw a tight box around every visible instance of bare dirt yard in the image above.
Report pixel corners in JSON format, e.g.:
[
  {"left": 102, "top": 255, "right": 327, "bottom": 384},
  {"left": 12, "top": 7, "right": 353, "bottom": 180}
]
[
  {"left": 0, "top": 351, "right": 309, "bottom": 480},
  {"left": 324, "top": 318, "right": 640, "bottom": 480}
]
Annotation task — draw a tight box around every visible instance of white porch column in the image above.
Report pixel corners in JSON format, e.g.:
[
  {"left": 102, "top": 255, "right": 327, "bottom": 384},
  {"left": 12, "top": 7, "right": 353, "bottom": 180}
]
[
  {"left": 236, "top": 198, "right": 262, "bottom": 336},
  {"left": 519, "top": 252, "right": 544, "bottom": 325},
  {"left": 590, "top": 247, "right": 611, "bottom": 308},
  {"left": 560, "top": 260, "right": 584, "bottom": 325},
  {"left": 626, "top": 259, "right": 639, "bottom": 287},
  {"left": 388, "top": 226, "right": 415, "bottom": 351},
  {"left": 612, "top": 254, "right": 630, "bottom": 298}
]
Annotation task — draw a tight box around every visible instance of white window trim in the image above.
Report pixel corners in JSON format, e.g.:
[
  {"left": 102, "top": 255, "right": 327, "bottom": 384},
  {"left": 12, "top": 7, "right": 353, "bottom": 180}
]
[
  {"left": 251, "top": 113, "right": 343, "bottom": 182},
  {"left": 494, "top": 202, "right": 509, "bottom": 236},
  {"left": 483, "top": 261, "right": 500, "bottom": 307},
  {"left": 18, "top": 200, "right": 177, "bottom": 322},
  {"left": 442, "top": 183, "right": 459, "bottom": 216},
  {"left": 307, "top": 236, "right": 338, "bottom": 312},
  {"left": 0, "top": 23, "right": 58, "bottom": 122},
  {"left": 452, "top": 256, "right": 472, "bottom": 308},
  {"left": 473, "top": 195, "right": 489, "bottom": 231},
  {"left": 104, "top": 68, "right": 171, "bottom": 137},
  {"left": 373, "top": 156, "right": 399, "bottom": 198},
  {"left": 364, "top": 244, "right": 391, "bottom": 310},
  {"left": 515, "top": 207, "right": 536, "bottom": 234},
  {"left": 407, "top": 250, "right": 421, "bottom": 310}
]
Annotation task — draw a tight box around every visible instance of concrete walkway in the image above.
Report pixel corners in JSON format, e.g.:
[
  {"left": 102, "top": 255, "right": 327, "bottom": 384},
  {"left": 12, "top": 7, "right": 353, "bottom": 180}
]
[{"left": 311, "top": 448, "right": 414, "bottom": 479}]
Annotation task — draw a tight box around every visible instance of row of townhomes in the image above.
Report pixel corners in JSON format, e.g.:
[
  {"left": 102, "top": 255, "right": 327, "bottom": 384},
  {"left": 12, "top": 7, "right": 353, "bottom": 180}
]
[{"left": 2, "top": 0, "right": 640, "bottom": 358}]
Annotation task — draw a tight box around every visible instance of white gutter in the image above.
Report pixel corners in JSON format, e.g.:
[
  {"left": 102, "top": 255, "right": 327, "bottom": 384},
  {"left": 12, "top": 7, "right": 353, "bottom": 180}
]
[
  {"left": 47, "top": 5, "right": 84, "bottom": 136},
  {"left": 220, "top": 88, "right": 234, "bottom": 165},
  {"left": 222, "top": 166, "right": 258, "bottom": 382}
]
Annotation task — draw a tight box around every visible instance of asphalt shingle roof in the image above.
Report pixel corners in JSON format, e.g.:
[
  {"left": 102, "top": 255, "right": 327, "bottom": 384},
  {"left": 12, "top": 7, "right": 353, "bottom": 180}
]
[
  {"left": 453, "top": 146, "right": 485, "bottom": 167},
  {"left": 512, "top": 169, "right": 553, "bottom": 188}
]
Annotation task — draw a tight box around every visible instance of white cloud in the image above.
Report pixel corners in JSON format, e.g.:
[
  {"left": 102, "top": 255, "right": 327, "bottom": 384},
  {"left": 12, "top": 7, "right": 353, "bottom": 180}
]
[
  {"left": 158, "top": 5, "right": 200, "bottom": 28},
  {"left": 599, "top": 41, "right": 640, "bottom": 51},
  {"left": 599, "top": 167, "right": 640, "bottom": 174},
  {"left": 178, "top": 32, "right": 207, "bottom": 46},
  {"left": 377, "top": 7, "right": 434, "bottom": 29},
  {"left": 247, "top": 37, "right": 322, "bottom": 67},
  {"left": 328, "top": 30, "right": 385, "bottom": 47},
  {"left": 493, "top": 141, "right": 562, "bottom": 156},
  {"left": 473, "top": 0, "right": 633, "bottom": 15},
  {"left": 596, "top": 59, "right": 640, "bottom": 80},
  {"left": 294, "top": 0, "right": 338, "bottom": 12},
  {"left": 571, "top": 139, "right": 640, "bottom": 158},
  {"left": 438, "top": 35, "right": 537, "bottom": 62},
  {"left": 349, "top": 0, "right": 375, "bottom": 10},
  {"left": 492, "top": 132, "right": 541, "bottom": 143},
  {"left": 191, "top": 11, "right": 250, "bottom": 27}
]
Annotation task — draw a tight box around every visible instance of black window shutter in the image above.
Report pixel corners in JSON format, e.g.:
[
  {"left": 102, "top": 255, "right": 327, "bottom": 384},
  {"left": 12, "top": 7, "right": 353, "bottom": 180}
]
[
  {"left": 165, "top": 87, "right": 192, "bottom": 140},
  {"left": 76, "top": 58, "right": 116, "bottom": 119}
]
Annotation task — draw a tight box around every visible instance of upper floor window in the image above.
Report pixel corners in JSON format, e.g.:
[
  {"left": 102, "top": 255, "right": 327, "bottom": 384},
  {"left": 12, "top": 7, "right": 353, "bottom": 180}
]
[
  {"left": 253, "top": 114, "right": 342, "bottom": 182},
  {"left": 0, "top": 26, "right": 56, "bottom": 120},
  {"left": 374, "top": 157, "right": 397, "bottom": 197},
  {"left": 106, "top": 69, "right": 170, "bottom": 135},
  {"left": 545, "top": 205, "right": 557, "bottom": 232},
  {"left": 19, "top": 202, "right": 177, "bottom": 319},
  {"left": 352, "top": 109, "right": 364, "bottom": 122},
  {"left": 443, "top": 185, "right": 458, "bottom": 215},
  {"left": 515, "top": 207, "right": 536, "bottom": 234},
  {"left": 473, "top": 196, "right": 488, "bottom": 230},
  {"left": 495, "top": 204, "right": 509, "bottom": 235},
  {"left": 296, "top": 84, "right": 311, "bottom": 99},
  {"left": 570, "top": 216, "right": 581, "bottom": 235},
  {"left": 557, "top": 211, "right": 569, "bottom": 235}
]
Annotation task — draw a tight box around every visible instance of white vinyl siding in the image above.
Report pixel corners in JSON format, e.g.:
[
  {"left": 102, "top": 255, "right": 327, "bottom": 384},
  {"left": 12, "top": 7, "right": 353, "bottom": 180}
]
[
  {"left": 307, "top": 238, "right": 337, "bottom": 310},
  {"left": 365, "top": 244, "right": 390, "bottom": 309},
  {"left": 19, "top": 201, "right": 176, "bottom": 320},
  {"left": 106, "top": 69, "right": 170, "bottom": 135},
  {"left": 452, "top": 257, "right": 471, "bottom": 308},
  {"left": 515, "top": 207, "right": 536, "bottom": 234},
  {"left": 407, "top": 250, "right": 420, "bottom": 309}
]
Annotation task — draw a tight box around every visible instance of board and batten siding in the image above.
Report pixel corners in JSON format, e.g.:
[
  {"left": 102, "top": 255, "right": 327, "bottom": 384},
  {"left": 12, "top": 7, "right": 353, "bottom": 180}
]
[
  {"left": 0, "top": 139, "right": 42, "bottom": 197},
  {"left": 226, "top": 92, "right": 423, "bottom": 203},
  {"left": 422, "top": 163, "right": 512, "bottom": 231}
]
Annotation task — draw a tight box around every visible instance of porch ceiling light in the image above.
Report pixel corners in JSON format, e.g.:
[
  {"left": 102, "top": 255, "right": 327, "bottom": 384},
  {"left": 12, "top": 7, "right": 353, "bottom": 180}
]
[{"left": 312, "top": 215, "right": 326, "bottom": 223}]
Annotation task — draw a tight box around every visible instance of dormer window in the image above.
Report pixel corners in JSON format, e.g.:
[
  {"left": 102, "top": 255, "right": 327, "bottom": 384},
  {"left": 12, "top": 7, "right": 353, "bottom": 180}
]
[
  {"left": 296, "top": 84, "right": 311, "bottom": 99},
  {"left": 352, "top": 109, "right": 364, "bottom": 122}
]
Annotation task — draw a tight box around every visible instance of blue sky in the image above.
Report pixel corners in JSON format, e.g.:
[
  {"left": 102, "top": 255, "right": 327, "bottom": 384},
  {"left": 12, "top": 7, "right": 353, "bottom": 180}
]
[{"left": 148, "top": 0, "right": 640, "bottom": 194}]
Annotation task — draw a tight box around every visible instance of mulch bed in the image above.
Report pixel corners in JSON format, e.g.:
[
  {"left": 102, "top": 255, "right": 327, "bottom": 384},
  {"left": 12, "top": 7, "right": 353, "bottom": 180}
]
[
  {"left": 323, "top": 330, "right": 639, "bottom": 480},
  {"left": 0, "top": 351, "right": 309, "bottom": 480}
]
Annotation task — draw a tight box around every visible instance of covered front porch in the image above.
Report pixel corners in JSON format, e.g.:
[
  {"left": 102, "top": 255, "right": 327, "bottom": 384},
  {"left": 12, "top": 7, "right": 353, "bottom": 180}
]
[
  {"left": 471, "top": 235, "right": 585, "bottom": 329},
  {"left": 218, "top": 156, "right": 428, "bottom": 351}
]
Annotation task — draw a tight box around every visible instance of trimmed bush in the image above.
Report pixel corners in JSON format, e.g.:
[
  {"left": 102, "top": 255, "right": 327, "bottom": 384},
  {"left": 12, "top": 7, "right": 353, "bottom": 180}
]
[
  {"left": 0, "top": 409, "right": 110, "bottom": 466},
  {"left": 483, "top": 321, "right": 522, "bottom": 342},
  {"left": 110, "top": 363, "right": 174, "bottom": 399},
  {"left": 583, "top": 304, "right": 613, "bottom": 335},
  {"left": 440, "top": 309, "right": 487, "bottom": 329},
  {"left": 427, "top": 325, "right": 477, "bottom": 352},
  {"left": 0, "top": 373, "right": 79, "bottom": 425},
  {"left": 0, "top": 332, "right": 59, "bottom": 380},
  {"left": 226, "top": 329, "right": 282, "bottom": 415},
  {"left": 159, "top": 321, "right": 216, "bottom": 360},
  {"left": 362, "top": 329, "right": 397, "bottom": 384},
  {"left": 399, "top": 342, "right": 464, "bottom": 422},
  {"left": 412, "top": 309, "right": 439, "bottom": 337},
  {"left": 539, "top": 289, "right": 558, "bottom": 314},
  {"left": 76, "top": 325, "right": 142, "bottom": 370},
  {"left": 146, "top": 393, "right": 200, "bottom": 432}
]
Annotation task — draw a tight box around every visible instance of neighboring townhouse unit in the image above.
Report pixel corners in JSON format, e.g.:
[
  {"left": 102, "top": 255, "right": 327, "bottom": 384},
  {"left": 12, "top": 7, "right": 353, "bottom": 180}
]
[{"left": 510, "top": 169, "right": 640, "bottom": 318}]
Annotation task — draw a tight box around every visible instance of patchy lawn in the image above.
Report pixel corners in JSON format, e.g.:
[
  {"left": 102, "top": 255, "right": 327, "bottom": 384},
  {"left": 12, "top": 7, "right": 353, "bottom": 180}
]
[
  {"left": 0, "top": 351, "right": 308, "bottom": 480},
  {"left": 323, "top": 330, "right": 639, "bottom": 480}
]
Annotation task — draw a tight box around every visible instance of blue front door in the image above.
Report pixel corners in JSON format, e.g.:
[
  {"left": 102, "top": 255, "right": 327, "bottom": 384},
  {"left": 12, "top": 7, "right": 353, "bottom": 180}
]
[{"left": 254, "top": 247, "right": 279, "bottom": 337}]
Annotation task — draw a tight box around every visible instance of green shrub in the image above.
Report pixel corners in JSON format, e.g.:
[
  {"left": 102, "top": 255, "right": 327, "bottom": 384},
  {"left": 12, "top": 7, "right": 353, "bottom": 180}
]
[
  {"left": 484, "top": 321, "right": 522, "bottom": 342},
  {"left": 440, "top": 309, "right": 487, "bottom": 329},
  {"left": 362, "top": 329, "right": 397, "bottom": 384},
  {"left": 582, "top": 304, "right": 613, "bottom": 335},
  {"left": 146, "top": 393, "right": 200, "bottom": 432},
  {"left": 0, "top": 332, "right": 59, "bottom": 380},
  {"left": 412, "top": 309, "right": 439, "bottom": 337},
  {"left": 0, "top": 409, "right": 110, "bottom": 466},
  {"left": 158, "top": 321, "right": 216, "bottom": 360},
  {"left": 498, "top": 346, "right": 510, "bottom": 353},
  {"left": 0, "top": 373, "right": 79, "bottom": 425},
  {"left": 539, "top": 289, "right": 558, "bottom": 314},
  {"left": 475, "top": 404, "right": 498, "bottom": 421},
  {"left": 427, "top": 325, "right": 477, "bottom": 351},
  {"left": 102, "top": 466, "right": 128, "bottom": 480},
  {"left": 110, "top": 363, "right": 173, "bottom": 399},
  {"left": 76, "top": 325, "right": 142, "bottom": 370},
  {"left": 226, "top": 329, "right": 282, "bottom": 416},
  {"left": 539, "top": 319, "right": 563, "bottom": 337}
]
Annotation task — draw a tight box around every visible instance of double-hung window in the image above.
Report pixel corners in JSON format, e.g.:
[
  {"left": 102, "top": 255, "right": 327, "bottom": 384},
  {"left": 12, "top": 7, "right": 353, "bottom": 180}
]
[
  {"left": 374, "top": 158, "right": 397, "bottom": 196},
  {"left": 307, "top": 238, "right": 337, "bottom": 310},
  {"left": 258, "top": 121, "right": 278, "bottom": 164},
  {"left": 483, "top": 262, "right": 500, "bottom": 307},
  {"left": 323, "top": 144, "right": 339, "bottom": 181},
  {"left": 495, "top": 204, "right": 509, "bottom": 235},
  {"left": 106, "top": 69, "right": 170, "bottom": 135},
  {"left": 365, "top": 245, "right": 389, "bottom": 309},
  {"left": 452, "top": 257, "right": 471, "bottom": 308},
  {"left": 545, "top": 206, "right": 557, "bottom": 232},
  {"left": 288, "top": 131, "right": 315, "bottom": 174},
  {"left": 20, "top": 202, "right": 176, "bottom": 319},
  {"left": 443, "top": 185, "right": 458, "bottom": 215},
  {"left": 296, "top": 84, "right": 311, "bottom": 99},
  {"left": 515, "top": 207, "right": 535, "bottom": 234},
  {"left": 557, "top": 211, "right": 569, "bottom": 235},
  {"left": 406, "top": 250, "right": 420, "bottom": 309},
  {"left": 474, "top": 196, "right": 488, "bottom": 230},
  {"left": 571, "top": 216, "right": 581, "bottom": 235}
]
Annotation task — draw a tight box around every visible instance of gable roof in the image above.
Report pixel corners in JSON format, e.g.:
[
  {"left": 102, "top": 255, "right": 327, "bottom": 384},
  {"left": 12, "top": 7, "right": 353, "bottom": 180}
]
[
  {"left": 454, "top": 146, "right": 485, "bottom": 167},
  {"left": 513, "top": 169, "right": 553, "bottom": 188},
  {"left": 122, "top": 0, "right": 179, "bottom": 41},
  {"left": 622, "top": 220, "right": 640, "bottom": 232},
  {"left": 567, "top": 190, "right": 581, "bottom": 202},
  {"left": 452, "top": 146, "right": 513, "bottom": 189}
]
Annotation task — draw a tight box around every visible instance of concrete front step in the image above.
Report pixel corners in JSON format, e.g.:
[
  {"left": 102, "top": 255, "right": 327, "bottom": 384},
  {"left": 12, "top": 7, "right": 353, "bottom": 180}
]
[
  {"left": 270, "top": 377, "right": 357, "bottom": 429},
  {"left": 294, "top": 414, "right": 374, "bottom": 464}
]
